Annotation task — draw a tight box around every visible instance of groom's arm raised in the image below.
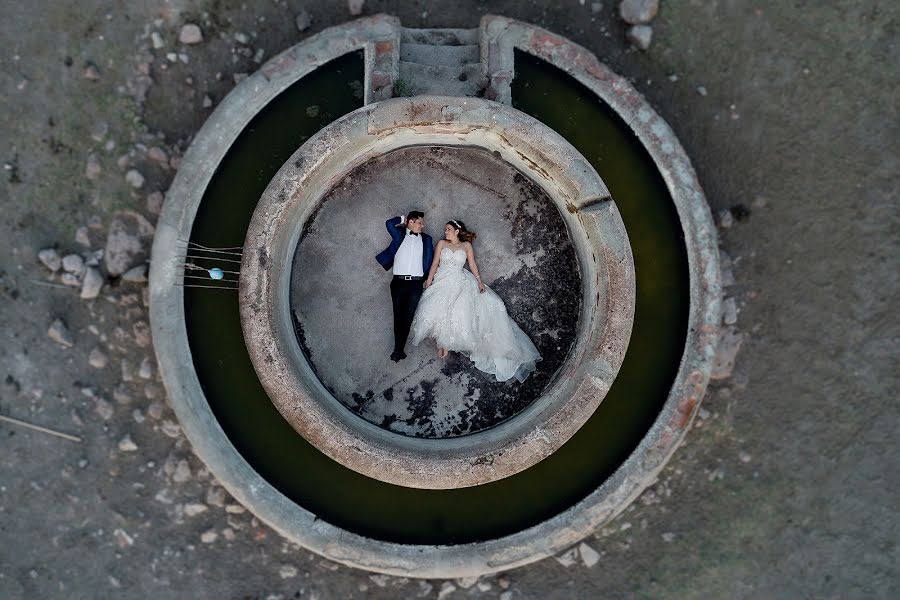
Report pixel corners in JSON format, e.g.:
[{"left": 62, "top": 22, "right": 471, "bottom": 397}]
[{"left": 385, "top": 216, "right": 405, "bottom": 239}]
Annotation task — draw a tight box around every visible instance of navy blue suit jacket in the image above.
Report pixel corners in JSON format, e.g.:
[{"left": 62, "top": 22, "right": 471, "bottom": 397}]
[{"left": 376, "top": 217, "right": 434, "bottom": 274}]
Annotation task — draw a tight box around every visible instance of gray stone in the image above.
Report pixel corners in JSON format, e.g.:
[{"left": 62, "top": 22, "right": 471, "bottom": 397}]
[
  {"left": 146, "top": 191, "right": 164, "bottom": 215},
  {"left": 117, "top": 435, "right": 138, "bottom": 452},
  {"left": 37, "top": 248, "right": 61, "bottom": 272},
  {"left": 554, "top": 547, "right": 579, "bottom": 567},
  {"left": 62, "top": 253, "right": 85, "bottom": 274},
  {"left": 83, "top": 63, "right": 101, "bottom": 80},
  {"left": 224, "top": 503, "right": 245, "bottom": 514},
  {"left": 85, "top": 154, "right": 102, "bottom": 180},
  {"left": 151, "top": 31, "right": 164, "bottom": 49},
  {"left": 113, "top": 383, "right": 132, "bottom": 404},
  {"left": 160, "top": 419, "right": 181, "bottom": 439},
  {"left": 138, "top": 356, "right": 153, "bottom": 379},
  {"left": 279, "top": 565, "right": 298, "bottom": 579},
  {"left": 104, "top": 210, "right": 155, "bottom": 276},
  {"left": 89, "top": 120, "right": 108, "bottom": 142},
  {"left": 752, "top": 195, "right": 769, "bottom": 209},
  {"left": 661, "top": 532, "right": 675, "bottom": 542},
  {"left": 184, "top": 502, "right": 208, "bottom": 516},
  {"left": 579, "top": 542, "right": 601, "bottom": 567},
  {"left": 132, "top": 320, "right": 151, "bottom": 347},
  {"left": 172, "top": 459, "right": 192, "bottom": 483},
  {"left": 722, "top": 297, "right": 738, "bottom": 325},
  {"left": 619, "top": 0, "right": 659, "bottom": 24},
  {"left": 146, "top": 401, "right": 164, "bottom": 420},
  {"left": 47, "top": 319, "right": 74, "bottom": 347},
  {"left": 125, "top": 169, "right": 144, "bottom": 188},
  {"left": 718, "top": 209, "right": 734, "bottom": 229},
  {"left": 437, "top": 582, "right": 456, "bottom": 600},
  {"left": 80, "top": 267, "right": 104, "bottom": 299},
  {"left": 147, "top": 146, "right": 168, "bottom": 164},
  {"left": 206, "top": 486, "right": 227, "bottom": 507},
  {"left": 200, "top": 529, "right": 217, "bottom": 543},
  {"left": 60, "top": 272, "right": 81, "bottom": 287},
  {"left": 179, "top": 24, "right": 203, "bottom": 45},
  {"left": 95, "top": 398, "right": 114, "bottom": 421},
  {"left": 697, "top": 85, "right": 708, "bottom": 96},
  {"left": 75, "top": 226, "right": 91, "bottom": 247},
  {"left": 234, "top": 32, "right": 250, "bottom": 45},
  {"left": 626, "top": 25, "right": 653, "bottom": 50},
  {"left": 719, "top": 250, "right": 736, "bottom": 286},
  {"left": 711, "top": 326, "right": 742, "bottom": 380},
  {"left": 202, "top": 95, "right": 213, "bottom": 108},
  {"left": 88, "top": 347, "right": 108, "bottom": 369},
  {"left": 295, "top": 11, "right": 311, "bottom": 32},
  {"left": 348, "top": 0, "right": 365, "bottom": 16},
  {"left": 121, "top": 264, "right": 148, "bottom": 283}
]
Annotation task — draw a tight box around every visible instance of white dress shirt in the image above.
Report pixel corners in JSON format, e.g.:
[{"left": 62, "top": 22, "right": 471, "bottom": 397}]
[{"left": 393, "top": 216, "right": 424, "bottom": 276}]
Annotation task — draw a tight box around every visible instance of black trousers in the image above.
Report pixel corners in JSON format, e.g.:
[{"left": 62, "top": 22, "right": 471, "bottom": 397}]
[{"left": 390, "top": 277, "right": 424, "bottom": 353}]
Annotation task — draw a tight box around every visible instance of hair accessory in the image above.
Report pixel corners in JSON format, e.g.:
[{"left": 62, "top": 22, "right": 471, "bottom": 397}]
[{"left": 450, "top": 220, "right": 461, "bottom": 229}]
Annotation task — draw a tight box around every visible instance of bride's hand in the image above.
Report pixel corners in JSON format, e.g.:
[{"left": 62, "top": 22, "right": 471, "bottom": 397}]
[
  {"left": 425, "top": 277, "right": 433, "bottom": 289},
  {"left": 478, "top": 281, "right": 485, "bottom": 294}
]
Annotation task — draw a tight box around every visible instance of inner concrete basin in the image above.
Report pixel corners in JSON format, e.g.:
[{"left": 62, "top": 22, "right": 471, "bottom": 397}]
[
  {"left": 239, "top": 96, "right": 636, "bottom": 490},
  {"left": 291, "top": 145, "right": 581, "bottom": 438}
]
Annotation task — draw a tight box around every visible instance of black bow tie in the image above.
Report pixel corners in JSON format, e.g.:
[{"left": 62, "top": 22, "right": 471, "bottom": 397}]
[{"left": 408, "top": 231, "right": 419, "bottom": 236}]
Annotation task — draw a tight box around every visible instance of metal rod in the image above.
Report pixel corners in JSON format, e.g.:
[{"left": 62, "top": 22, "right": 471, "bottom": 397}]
[
  {"left": 182, "top": 248, "right": 244, "bottom": 256},
  {"left": 0, "top": 414, "right": 82, "bottom": 442},
  {"left": 181, "top": 256, "right": 243, "bottom": 264},
  {"left": 178, "top": 274, "right": 240, "bottom": 282},
  {"left": 174, "top": 283, "right": 239, "bottom": 290}
]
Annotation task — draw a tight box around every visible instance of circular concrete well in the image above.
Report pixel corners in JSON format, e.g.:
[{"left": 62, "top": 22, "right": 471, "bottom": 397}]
[{"left": 149, "top": 15, "right": 720, "bottom": 577}]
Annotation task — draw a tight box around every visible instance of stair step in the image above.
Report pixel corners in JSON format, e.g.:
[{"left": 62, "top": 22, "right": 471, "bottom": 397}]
[
  {"left": 399, "top": 43, "right": 480, "bottom": 67},
  {"left": 400, "top": 27, "right": 479, "bottom": 46},
  {"left": 397, "top": 61, "right": 487, "bottom": 97}
]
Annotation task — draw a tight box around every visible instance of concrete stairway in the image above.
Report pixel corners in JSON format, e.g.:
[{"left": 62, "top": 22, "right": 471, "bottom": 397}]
[{"left": 396, "top": 28, "right": 487, "bottom": 98}]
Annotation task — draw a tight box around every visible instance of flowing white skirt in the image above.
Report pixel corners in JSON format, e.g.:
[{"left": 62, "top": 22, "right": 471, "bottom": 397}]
[{"left": 410, "top": 263, "right": 540, "bottom": 383}]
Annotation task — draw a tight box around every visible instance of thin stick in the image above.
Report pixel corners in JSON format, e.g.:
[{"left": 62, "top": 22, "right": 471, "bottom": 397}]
[
  {"left": 28, "top": 279, "right": 69, "bottom": 289},
  {"left": 0, "top": 414, "right": 82, "bottom": 442},
  {"left": 174, "top": 283, "right": 239, "bottom": 290}
]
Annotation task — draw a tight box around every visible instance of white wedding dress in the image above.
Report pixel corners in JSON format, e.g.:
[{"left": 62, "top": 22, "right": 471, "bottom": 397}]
[{"left": 410, "top": 247, "right": 541, "bottom": 382}]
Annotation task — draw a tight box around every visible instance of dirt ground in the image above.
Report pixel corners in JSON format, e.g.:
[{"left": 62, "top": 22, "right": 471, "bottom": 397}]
[{"left": 1, "top": 1, "right": 896, "bottom": 599}]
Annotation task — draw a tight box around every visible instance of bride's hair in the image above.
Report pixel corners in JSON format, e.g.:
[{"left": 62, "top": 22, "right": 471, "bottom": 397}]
[{"left": 448, "top": 219, "right": 477, "bottom": 243}]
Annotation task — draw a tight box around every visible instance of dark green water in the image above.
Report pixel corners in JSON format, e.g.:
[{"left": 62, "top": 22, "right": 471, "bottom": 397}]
[{"left": 185, "top": 50, "right": 688, "bottom": 545}]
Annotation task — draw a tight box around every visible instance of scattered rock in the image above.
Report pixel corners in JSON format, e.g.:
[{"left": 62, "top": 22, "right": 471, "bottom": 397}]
[
  {"left": 105, "top": 211, "right": 155, "bottom": 276},
  {"left": 498, "top": 576, "right": 511, "bottom": 589},
  {"left": 225, "top": 503, "right": 245, "bottom": 514},
  {"left": 206, "top": 486, "right": 227, "bottom": 508},
  {"left": 147, "top": 401, "right": 164, "bottom": 420},
  {"left": 143, "top": 384, "right": 158, "bottom": 400},
  {"left": 60, "top": 272, "right": 81, "bottom": 287},
  {"left": 554, "top": 546, "right": 579, "bottom": 567},
  {"left": 83, "top": 63, "right": 101, "bottom": 81},
  {"left": 347, "top": 0, "right": 365, "bottom": 16},
  {"left": 121, "top": 359, "right": 134, "bottom": 382},
  {"left": 661, "top": 532, "right": 675, "bottom": 542},
  {"left": 184, "top": 503, "right": 208, "bottom": 517},
  {"left": 80, "top": 267, "right": 104, "bottom": 299},
  {"left": 132, "top": 320, "right": 151, "bottom": 347},
  {"left": 739, "top": 451, "right": 752, "bottom": 463},
  {"left": 138, "top": 357, "right": 153, "bottom": 379},
  {"left": 200, "top": 529, "right": 217, "bottom": 544},
  {"left": 38, "top": 248, "right": 62, "bottom": 272},
  {"left": 499, "top": 593, "right": 513, "bottom": 600},
  {"left": 95, "top": 398, "right": 114, "bottom": 420},
  {"left": 122, "top": 264, "right": 148, "bottom": 283},
  {"left": 751, "top": 195, "right": 769, "bottom": 209},
  {"left": 708, "top": 467, "right": 725, "bottom": 482},
  {"left": 88, "top": 347, "right": 109, "bottom": 369},
  {"left": 696, "top": 85, "right": 708, "bottom": 96},
  {"left": 151, "top": 31, "right": 165, "bottom": 49},
  {"left": 62, "top": 253, "right": 85, "bottom": 275},
  {"left": 579, "top": 542, "right": 601, "bottom": 567},
  {"left": 179, "top": 24, "right": 203, "bottom": 45},
  {"left": 711, "top": 326, "right": 742, "bottom": 380},
  {"left": 295, "top": 11, "right": 311, "bottom": 32},
  {"left": 436, "top": 582, "right": 456, "bottom": 600},
  {"left": 48, "top": 319, "right": 74, "bottom": 347},
  {"left": 172, "top": 459, "right": 192, "bottom": 483},
  {"left": 89, "top": 120, "right": 108, "bottom": 142},
  {"left": 234, "top": 32, "right": 250, "bottom": 45},
  {"left": 75, "top": 226, "right": 91, "bottom": 247},
  {"left": 113, "top": 528, "right": 134, "bottom": 548},
  {"left": 719, "top": 250, "right": 735, "bottom": 286},
  {"left": 160, "top": 419, "right": 182, "bottom": 439},
  {"left": 147, "top": 146, "right": 168, "bottom": 164},
  {"left": 146, "top": 191, "right": 164, "bottom": 215},
  {"left": 233, "top": 73, "right": 248, "bottom": 84},
  {"left": 626, "top": 25, "right": 653, "bottom": 50},
  {"left": 722, "top": 297, "right": 738, "bottom": 325},
  {"left": 591, "top": 2, "right": 603, "bottom": 14},
  {"left": 125, "top": 169, "right": 145, "bottom": 189},
  {"left": 222, "top": 528, "right": 236, "bottom": 541},
  {"left": 202, "top": 95, "right": 213, "bottom": 108},
  {"left": 717, "top": 209, "right": 733, "bottom": 229},
  {"left": 619, "top": 0, "right": 659, "bottom": 24},
  {"left": 455, "top": 576, "right": 479, "bottom": 589},
  {"left": 132, "top": 409, "right": 144, "bottom": 423},
  {"left": 279, "top": 565, "right": 298, "bottom": 579},
  {"left": 369, "top": 574, "right": 388, "bottom": 587},
  {"left": 113, "top": 383, "right": 132, "bottom": 404},
  {"left": 117, "top": 434, "right": 138, "bottom": 452},
  {"left": 697, "top": 407, "right": 711, "bottom": 420},
  {"left": 85, "top": 154, "right": 102, "bottom": 180}
]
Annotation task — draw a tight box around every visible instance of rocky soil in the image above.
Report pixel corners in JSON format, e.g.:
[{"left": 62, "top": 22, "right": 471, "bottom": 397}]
[{"left": 1, "top": 1, "right": 896, "bottom": 599}]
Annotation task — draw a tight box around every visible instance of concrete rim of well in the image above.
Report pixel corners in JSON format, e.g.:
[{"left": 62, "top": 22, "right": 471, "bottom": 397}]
[
  {"left": 238, "top": 95, "right": 635, "bottom": 490},
  {"left": 149, "top": 15, "right": 720, "bottom": 577}
]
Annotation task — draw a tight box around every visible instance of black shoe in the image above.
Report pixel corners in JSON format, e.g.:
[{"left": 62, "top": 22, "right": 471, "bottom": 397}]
[{"left": 390, "top": 350, "right": 406, "bottom": 362}]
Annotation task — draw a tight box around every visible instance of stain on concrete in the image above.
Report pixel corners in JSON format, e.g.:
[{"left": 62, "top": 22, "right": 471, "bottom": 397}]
[{"left": 291, "top": 145, "right": 580, "bottom": 438}]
